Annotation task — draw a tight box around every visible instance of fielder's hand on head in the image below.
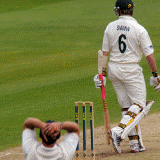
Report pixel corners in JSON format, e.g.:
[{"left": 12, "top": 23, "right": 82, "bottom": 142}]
[
  {"left": 150, "top": 73, "right": 160, "bottom": 91},
  {"left": 93, "top": 74, "right": 106, "bottom": 89},
  {"left": 41, "top": 123, "right": 49, "bottom": 142},
  {"left": 44, "top": 122, "right": 61, "bottom": 139}
]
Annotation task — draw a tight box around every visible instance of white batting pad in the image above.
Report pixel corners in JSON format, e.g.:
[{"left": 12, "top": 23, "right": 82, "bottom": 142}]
[
  {"left": 143, "top": 100, "right": 155, "bottom": 117},
  {"left": 121, "top": 100, "right": 154, "bottom": 139}
]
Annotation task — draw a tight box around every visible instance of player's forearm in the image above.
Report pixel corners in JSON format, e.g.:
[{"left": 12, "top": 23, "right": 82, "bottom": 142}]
[
  {"left": 146, "top": 53, "right": 157, "bottom": 72},
  {"left": 61, "top": 121, "right": 80, "bottom": 135},
  {"left": 23, "top": 117, "right": 45, "bottom": 130}
]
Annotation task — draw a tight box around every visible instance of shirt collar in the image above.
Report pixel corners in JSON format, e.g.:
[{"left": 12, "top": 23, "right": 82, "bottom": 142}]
[
  {"left": 119, "top": 15, "right": 137, "bottom": 22},
  {"left": 40, "top": 143, "right": 57, "bottom": 151}
]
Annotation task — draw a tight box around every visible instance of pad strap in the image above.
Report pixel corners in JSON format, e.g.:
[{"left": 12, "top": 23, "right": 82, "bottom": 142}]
[
  {"left": 118, "top": 123, "right": 126, "bottom": 129},
  {"left": 122, "top": 103, "right": 143, "bottom": 112},
  {"left": 121, "top": 108, "right": 129, "bottom": 112},
  {"left": 133, "top": 103, "right": 143, "bottom": 111},
  {"left": 126, "top": 111, "right": 137, "bottom": 119},
  {"left": 128, "top": 135, "right": 139, "bottom": 140}
]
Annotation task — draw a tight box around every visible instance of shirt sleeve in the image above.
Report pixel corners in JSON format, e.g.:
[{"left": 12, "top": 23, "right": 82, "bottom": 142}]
[
  {"left": 102, "top": 26, "right": 110, "bottom": 52},
  {"left": 60, "top": 133, "right": 79, "bottom": 159},
  {"left": 22, "top": 129, "right": 37, "bottom": 159},
  {"left": 139, "top": 30, "right": 154, "bottom": 57}
]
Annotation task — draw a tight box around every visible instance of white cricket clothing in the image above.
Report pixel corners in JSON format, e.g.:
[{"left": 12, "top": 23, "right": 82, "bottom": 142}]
[
  {"left": 22, "top": 129, "right": 79, "bottom": 160},
  {"left": 102, "top": 15, "right": 154, "bottom": 63},
  {"left": 108, "top": 62, "right": 146, "bottom": 108},
  {"left": 108, "top": 61, "right": 146, "bottom": 138},
  {"left": 101, "top": 15, "right": 154, "bottom": 146}
]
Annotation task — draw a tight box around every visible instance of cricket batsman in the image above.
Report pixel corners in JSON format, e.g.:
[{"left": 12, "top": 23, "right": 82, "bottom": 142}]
[{"left": 94, "top": 0, "right": 160, "bottom": 153}]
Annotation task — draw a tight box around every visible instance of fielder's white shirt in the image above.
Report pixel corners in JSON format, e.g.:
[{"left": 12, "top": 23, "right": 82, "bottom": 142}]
[
  {"left": 102, "top": 15, "right": 154, "bottom": 63},
  {"left": 22, "top": 129, "right": 79, "bottom": 160}
]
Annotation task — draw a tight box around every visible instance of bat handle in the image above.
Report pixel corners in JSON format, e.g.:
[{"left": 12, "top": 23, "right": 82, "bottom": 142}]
[
  {"left": 99, "top": 74, "right": 110, "bottom": 144},
  {"left": 98, "top": 74, "right": 106, "bottom": 99}
]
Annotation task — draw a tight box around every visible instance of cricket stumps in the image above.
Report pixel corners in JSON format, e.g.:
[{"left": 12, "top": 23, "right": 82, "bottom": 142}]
[{"left": 75, "top": 101, "right": 95, "bottom": 160}]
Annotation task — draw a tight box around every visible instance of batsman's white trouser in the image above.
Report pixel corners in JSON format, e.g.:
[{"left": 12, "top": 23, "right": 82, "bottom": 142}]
[{"left": 108, "top": 62, "right": 146, "bottom": 147}]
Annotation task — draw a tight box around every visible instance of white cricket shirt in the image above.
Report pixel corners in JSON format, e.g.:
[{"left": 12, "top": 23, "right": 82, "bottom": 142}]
[
  {"left": 22, "top": 129, "right": 79, "bottom": 160},
  {"left": 102, "top": 15, "right": 154, "bottom": 63}
]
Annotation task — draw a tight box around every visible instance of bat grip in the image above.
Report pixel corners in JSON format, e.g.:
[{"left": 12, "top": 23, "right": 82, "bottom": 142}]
[{"left": 99, "top": 74, "right": 106, "bottom": 99}]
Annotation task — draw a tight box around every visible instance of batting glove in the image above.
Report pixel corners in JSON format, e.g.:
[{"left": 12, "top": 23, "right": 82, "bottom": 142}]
[
  {"left": 150, "top": 72, "right": 160, "bottom": 91},
  {"left": 93, "top": 74, "right": 106, "bottom": 89}
]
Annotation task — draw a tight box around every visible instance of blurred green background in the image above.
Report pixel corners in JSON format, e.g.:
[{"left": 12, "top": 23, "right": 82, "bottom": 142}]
[{"left": 0, "top": 0, "right": 160, "bottom": 150}]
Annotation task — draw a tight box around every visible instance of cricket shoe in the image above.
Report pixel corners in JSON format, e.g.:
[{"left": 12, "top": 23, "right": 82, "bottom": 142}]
[
  {"left": 131, "top": 143, "right": 145, "bottom": 153},
  {"left": 130, "top": 143, "right": 139, "bottom": 153},
  {"left": 139, "top": 147, "right": 145, "bottom": 152},
  {"left": 108, "top": 130, "right": 121, "bottom": 154},
  {"left": 130, "top": 143, "right": 145, "bottom": 153}
]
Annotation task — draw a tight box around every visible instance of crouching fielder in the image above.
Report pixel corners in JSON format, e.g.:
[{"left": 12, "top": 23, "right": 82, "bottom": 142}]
[{"left": 94, "top": 0, "right": 160, "bottom": 154}]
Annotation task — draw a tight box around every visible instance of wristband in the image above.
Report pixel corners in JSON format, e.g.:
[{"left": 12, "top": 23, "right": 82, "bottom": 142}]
[
  {"left": 102, "top": 71, "right": 106, "bottom": 77},
  {"left": 58, "top": 122, "right": 63, "bottom": 129},
  {"left": 152, "top": 71, "right": 159, "bottom": 77}
]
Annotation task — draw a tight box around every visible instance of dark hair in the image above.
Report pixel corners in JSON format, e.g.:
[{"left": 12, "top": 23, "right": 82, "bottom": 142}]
[
  {"left": 39, "top": 120, "right": 61, "bottom": 145},
  {"left": 120, "top": 8, "right": 133, "bottom": 16}
]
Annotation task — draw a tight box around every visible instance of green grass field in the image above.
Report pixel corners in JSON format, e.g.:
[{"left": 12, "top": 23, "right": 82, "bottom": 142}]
[{"left": 0, "top": 0, "right": 160, "bottom": 151}]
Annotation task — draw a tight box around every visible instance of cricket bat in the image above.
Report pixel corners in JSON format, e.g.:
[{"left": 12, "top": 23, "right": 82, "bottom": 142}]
[{"left": 98, "top": 50, "right": 110, "bottom": 145}]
